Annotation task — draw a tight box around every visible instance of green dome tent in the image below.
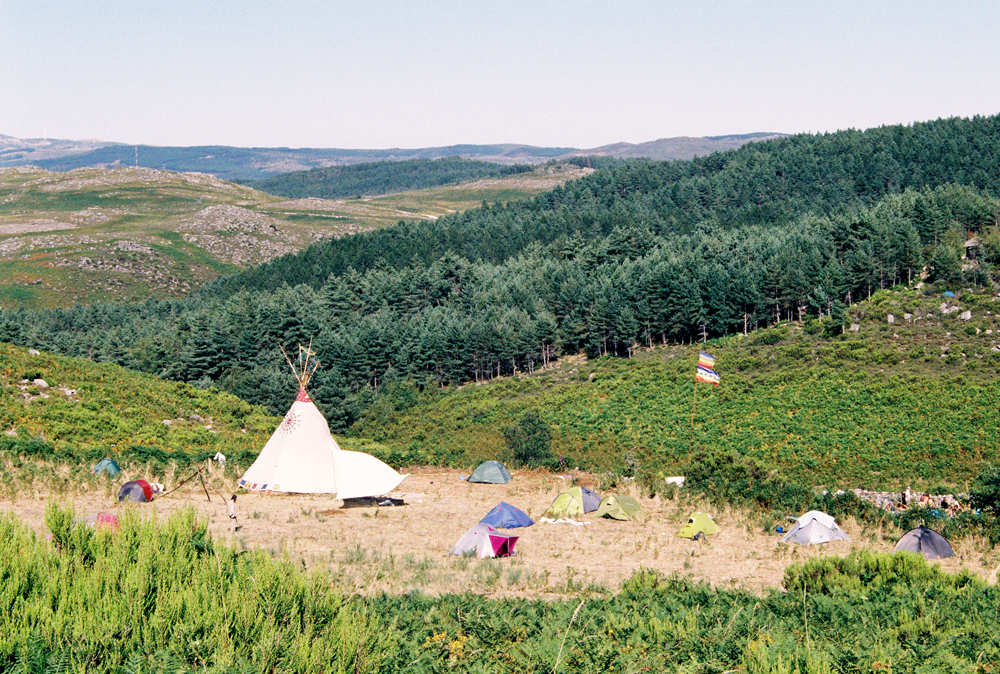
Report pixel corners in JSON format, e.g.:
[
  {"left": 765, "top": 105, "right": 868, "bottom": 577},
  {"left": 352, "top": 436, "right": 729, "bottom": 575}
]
[
  {"left": 468, "top": 460, "right": 512, "bottom": 484},
  {"left": 596, "top": 494, "right": 642, "bottom": 520},
  {"left": 677, "top": 512, "right": 719, "bottom": 539},
  {"left": 93, "top": 457, "right": 121, "bottom": 478},
  {"left": 547, "top": 486, "right": 601, "bottom": 518}
]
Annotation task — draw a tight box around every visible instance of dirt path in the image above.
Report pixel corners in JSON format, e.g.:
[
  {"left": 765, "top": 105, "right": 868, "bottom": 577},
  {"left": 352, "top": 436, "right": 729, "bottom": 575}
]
[{"left": 2, "top": 468, "right": 993, "bottom": 598}]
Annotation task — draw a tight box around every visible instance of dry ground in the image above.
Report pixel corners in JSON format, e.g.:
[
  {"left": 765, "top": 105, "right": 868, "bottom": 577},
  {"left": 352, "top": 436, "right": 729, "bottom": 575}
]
[{"left": 3, "top": 467, "right": 996, "bottom": 598}]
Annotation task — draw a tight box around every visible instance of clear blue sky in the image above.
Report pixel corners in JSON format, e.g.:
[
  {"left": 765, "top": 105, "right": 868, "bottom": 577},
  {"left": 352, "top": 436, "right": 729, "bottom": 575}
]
[{"left": 2, "top": 1, "right": 998, "bottom": 149}]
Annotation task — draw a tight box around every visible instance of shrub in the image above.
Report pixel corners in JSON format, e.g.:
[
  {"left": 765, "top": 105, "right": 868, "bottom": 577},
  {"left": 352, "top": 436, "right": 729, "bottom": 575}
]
[
  {"left": 502, "top": 410, "right": 554, "bottom": 468},
  {"left": 969, "top": 463, "right": 1000, "bottom": 516}
]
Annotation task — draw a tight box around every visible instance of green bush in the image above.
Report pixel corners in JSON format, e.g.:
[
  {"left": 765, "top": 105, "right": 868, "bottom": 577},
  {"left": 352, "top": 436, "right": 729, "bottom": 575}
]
[
  {"left": 969, "top": 463, "right": 1000, "bottom": 516},
  {"left": 502, "top": 410, "right": 554, "bottom": 468}
]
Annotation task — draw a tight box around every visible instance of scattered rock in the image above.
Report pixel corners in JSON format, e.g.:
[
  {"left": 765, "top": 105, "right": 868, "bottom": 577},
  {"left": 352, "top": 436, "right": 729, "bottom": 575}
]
[
  {"left": 850, "top": 323, "right": 861, "bottom": 332},
  {"left": 904, "top": 313, "right": 912, "bottom": 322},
  {"left": 887, "top": 314, "right": 895, "bottom": 324},
  {"left": 189, "top": 414, "right": 204, "bottom": 422},
  {"left": 33, "top": 378, "right": 49, "bottom": 389},
  {"left": 960, "top": 311, "right": 972, "bottom": 320},
  {"left": 27, "top": 348, "right": 40, "bottom": 355}
]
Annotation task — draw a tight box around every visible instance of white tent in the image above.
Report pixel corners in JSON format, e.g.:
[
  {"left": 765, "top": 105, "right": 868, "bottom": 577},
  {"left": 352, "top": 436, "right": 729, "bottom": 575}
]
[
  {"left": 780, "top": 510, "right": 850, "bottom": 545},
  {"left": 238, "top": 345, "right": 406, "bottom": 497}
]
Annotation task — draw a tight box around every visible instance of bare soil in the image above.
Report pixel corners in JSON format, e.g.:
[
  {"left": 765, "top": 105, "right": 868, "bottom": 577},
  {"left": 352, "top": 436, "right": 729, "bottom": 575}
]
[{"left": 3, "top": 467, "right": 995, "bottom": 598}]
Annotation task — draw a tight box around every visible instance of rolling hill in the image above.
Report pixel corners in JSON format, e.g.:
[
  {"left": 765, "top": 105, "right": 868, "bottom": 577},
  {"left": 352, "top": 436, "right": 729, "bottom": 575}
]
[
  {"left": 0, "top": 163, "right": 591, "bottom": 308},
  {"left": 0, "top": 133, "right": 782, "bottom": 181}
]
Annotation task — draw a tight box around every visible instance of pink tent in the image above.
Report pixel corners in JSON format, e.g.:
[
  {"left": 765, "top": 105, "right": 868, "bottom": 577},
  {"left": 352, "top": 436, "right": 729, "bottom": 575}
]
[{"left": 449, "top": 522, "right": 519, "bottom": 558}]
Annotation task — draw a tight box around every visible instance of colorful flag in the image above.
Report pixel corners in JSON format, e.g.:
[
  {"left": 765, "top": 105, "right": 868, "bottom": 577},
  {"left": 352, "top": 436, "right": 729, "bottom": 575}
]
[
  {"left": 696, "top": 365, "right": 720, "bottom": 386},
  {"left": 698, "top": 351, "right": 715, "bottom": 369}
]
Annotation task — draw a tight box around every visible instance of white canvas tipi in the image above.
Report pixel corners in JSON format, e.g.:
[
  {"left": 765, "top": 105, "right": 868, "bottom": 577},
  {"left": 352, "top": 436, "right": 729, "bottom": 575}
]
[{"left": 238, "top": 345, "right": 406, "bottom": 497}]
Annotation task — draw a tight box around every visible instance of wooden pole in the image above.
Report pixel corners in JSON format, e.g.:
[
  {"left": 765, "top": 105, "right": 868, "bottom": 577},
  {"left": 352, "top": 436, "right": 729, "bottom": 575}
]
[{"left": 688, "top": 360, "right": 699, "bottom": 462}]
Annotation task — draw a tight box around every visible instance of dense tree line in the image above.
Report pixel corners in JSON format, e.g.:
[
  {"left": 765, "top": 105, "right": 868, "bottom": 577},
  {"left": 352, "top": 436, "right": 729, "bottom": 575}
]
[
  {"left": 2, "top": 182, "right": 997, "bottom": 428},
  {"left": 243, "top": 157, "right": 536, "bottom": 199},
  {"left": 211, "top": 115, "right": 1000, "bottom": 296},
  {"left": 2, "top": 116, "right": 1000, "bottom": 426}
]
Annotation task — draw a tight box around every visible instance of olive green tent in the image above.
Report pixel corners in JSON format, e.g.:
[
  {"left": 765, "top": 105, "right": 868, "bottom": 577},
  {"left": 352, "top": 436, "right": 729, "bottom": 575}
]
[
  {"left": 595, "top": 494, "right": 642, "bottom": 520},
  {"left": 547, "top": 486, "right": 601, "bottom": 518},
  {"left": 468, "top": 460, "right": 513, "bottom": 484},
  {"left": 677, "top": 512, "right": 719, "bottom": 539}
]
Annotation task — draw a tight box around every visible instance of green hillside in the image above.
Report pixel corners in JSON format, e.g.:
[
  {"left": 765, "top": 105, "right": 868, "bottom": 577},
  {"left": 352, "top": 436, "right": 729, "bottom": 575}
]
[
  {"left": 0, "top": 342, "right": 277, "bottom": 475},
  {"left": 351, "top": 287, "right": 1000, "bottom": 490}
]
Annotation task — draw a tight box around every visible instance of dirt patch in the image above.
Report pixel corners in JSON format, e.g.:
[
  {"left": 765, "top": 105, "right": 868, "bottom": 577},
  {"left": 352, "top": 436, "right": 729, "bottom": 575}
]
[{"left": 2, "top": 467, "right": 992, "bottom": 598}]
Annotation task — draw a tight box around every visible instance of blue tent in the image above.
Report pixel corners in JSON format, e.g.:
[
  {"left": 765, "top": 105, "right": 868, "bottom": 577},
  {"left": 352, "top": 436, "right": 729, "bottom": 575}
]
[
  {"left": 480, "top": 502, "right": 534, "bottom": 528},
  {"left": 93, "top": 457, "right": 121, "bottom": 477}
]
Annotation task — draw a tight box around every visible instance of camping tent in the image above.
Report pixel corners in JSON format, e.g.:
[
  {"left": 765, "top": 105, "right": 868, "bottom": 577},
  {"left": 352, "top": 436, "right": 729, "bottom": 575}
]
[
  {"left": 677, "top": 512, "right": 720, "bottom": 539},
  {"left": 893, "top": 527, "right": 955, "bottom": 560},
  {"left": 596, "top": 494, "right": 642, "bottom": 520},
  {"left": 238, "top": 345, "right": 407, "bottom": 497},
  {"left": 93, "top": 457, "right": 121, "bottom": 477},
  {"left": 86, "top": 513, "right": 121, "bottom": 530},
  {"left": 118, "top": 479, "right": 153, "bottom": 503},
  {"left": 480, "top": 502, "right": 534, "bottom": 528},
  {"left": 780, "top": 510, "right": 850, "bottom": 545},
  {"left": 548, "top": 486, "right": 601, "bottom": 518},
  {"left": 450, "top": 522, "right": 519, "bottom": 558},
  {"left": 468, "top": 460, "right": 513, "bottom": 484}
]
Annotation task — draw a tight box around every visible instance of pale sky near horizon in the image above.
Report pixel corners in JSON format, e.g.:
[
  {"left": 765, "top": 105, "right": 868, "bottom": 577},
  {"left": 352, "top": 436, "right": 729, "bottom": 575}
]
[{"left": 2, "top": 1, "right": 999, "bottom": 150}]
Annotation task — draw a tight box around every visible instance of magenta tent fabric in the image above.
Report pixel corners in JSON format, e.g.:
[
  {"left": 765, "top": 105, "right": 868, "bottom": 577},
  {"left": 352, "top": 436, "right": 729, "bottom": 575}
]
[{"left": 450, "top": 522, "right": 519, "bottom": 558}]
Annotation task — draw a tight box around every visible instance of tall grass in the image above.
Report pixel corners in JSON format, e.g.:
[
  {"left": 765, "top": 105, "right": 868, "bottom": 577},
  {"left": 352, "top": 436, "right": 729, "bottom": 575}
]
[
  {"left": 3, "top": 506, "right": 999, "bottom": 672},
  {"left": 0, "top": 506, "right": 393, "bottom": 673}
]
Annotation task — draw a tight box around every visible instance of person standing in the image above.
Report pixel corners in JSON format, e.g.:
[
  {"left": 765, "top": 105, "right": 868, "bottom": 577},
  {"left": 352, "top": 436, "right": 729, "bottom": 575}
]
[{"left": 228, "top": 494, "right": 238, "bottom": 532}]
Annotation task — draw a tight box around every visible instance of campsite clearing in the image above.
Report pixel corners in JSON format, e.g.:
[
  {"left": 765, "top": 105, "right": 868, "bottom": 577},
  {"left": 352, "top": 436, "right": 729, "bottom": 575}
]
[{"left": 2, "top": 467, "right": 994, "bottom": 597}]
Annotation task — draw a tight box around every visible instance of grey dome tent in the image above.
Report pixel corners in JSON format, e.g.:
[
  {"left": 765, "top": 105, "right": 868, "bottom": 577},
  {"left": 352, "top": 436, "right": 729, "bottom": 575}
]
[
  {"left": 468, "top": 460, "right": 512, "bottom": 484},
  {"left": 893, "top": 527, "right": 954, "bottom": 560},
  {"left": 780, "top": 510, "right": 850, "bottom": 545}
]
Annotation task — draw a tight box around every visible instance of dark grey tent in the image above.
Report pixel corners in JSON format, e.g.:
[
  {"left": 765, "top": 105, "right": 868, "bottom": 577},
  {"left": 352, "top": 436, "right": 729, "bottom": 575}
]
[
  {"left": 893, "top": 527, "right": 954, "bottom": 560},
  {"left": 117, "top": 479, "right": 153, "bottom": 503},
  {"left": 468, "top": 460, "right": 512, "bottom": 484}
]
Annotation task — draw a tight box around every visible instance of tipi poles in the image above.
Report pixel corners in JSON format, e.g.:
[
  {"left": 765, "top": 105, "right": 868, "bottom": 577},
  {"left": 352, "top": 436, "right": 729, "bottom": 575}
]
[
  {"left": 280, "top": 339, "right": 320, "bottom": 390},
  {"left": 688, "top": 365, "right": 698, "bottom": 461}
]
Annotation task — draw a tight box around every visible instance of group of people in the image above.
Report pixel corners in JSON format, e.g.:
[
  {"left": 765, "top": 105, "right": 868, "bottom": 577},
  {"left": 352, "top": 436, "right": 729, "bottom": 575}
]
[{"left": 902, "top": 487, "right": 963, "bottom": 515}]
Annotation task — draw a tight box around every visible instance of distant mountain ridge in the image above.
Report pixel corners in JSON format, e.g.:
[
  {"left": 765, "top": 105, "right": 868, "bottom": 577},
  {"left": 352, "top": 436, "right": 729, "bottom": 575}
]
[{"left": 0, "top": 133, "right": 784, "bottom": 181}]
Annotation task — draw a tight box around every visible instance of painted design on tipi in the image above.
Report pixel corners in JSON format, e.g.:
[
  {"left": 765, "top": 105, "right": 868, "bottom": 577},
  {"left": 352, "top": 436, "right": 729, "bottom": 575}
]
[{"left": 278, "top": 410, "right": 300, "bottom": 433}]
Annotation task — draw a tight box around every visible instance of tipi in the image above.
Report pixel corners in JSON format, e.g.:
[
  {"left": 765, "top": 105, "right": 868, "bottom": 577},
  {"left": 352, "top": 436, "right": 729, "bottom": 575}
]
[{"left": 238, "top": 344, "right": 407, "bottom": 497}]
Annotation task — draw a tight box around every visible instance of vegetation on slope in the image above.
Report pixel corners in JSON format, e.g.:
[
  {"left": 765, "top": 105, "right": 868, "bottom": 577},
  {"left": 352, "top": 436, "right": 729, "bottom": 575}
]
[
  {"left": 0, "top": 342, "right": 276, "bottom": 480},
  {"left": 348, "top": 286, "right": 1000, "bottom": 489}
]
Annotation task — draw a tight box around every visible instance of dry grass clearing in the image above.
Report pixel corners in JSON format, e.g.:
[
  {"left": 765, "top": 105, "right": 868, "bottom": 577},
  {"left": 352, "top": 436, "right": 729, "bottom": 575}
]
[{"left": 3, "top": 467, "right": 996, "bottom": 598}]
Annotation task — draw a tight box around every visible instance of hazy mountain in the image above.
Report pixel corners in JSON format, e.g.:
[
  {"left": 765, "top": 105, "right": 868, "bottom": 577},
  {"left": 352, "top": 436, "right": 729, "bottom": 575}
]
[{"left": 0, "top": 133, "right": 784, "bottom": 181}]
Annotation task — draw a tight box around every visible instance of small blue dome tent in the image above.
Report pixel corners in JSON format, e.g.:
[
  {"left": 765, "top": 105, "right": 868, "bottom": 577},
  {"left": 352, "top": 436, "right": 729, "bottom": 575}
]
[{"left": 480, "top": 502, "right": 534, "bottom": 528}]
